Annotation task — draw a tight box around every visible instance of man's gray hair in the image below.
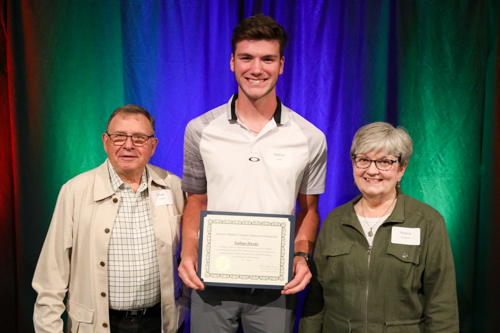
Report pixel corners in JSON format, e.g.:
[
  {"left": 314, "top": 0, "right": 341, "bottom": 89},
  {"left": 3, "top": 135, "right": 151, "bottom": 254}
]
[
  {"left": 350, "top": 122, "right": 413, "bottom": 167},
  {"left": 106, "top": 104, "right": 155, "bottom": 136}
]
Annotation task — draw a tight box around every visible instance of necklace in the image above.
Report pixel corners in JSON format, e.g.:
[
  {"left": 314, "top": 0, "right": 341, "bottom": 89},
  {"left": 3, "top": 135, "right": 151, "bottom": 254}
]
[
  {"left": 361, "top": 195, "right": 397, "bottom": 237},
  {"left": 235, "top": 109, "right": 264, "bottom": 134}
]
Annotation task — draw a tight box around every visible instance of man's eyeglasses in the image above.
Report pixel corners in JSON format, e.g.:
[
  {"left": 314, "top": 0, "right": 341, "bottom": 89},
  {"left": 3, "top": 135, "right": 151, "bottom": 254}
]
[
  {"left": 106, "top": 133, "right": 154, "bottom": 147},
  {"left": 353, "top": 156, "right": 399, "bottom": 171}
]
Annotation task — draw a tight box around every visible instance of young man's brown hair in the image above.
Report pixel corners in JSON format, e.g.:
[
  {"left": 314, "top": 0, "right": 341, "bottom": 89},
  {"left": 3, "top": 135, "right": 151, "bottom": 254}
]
[{"left": 231, "top": 14, "right": 289, "bottom": 58}]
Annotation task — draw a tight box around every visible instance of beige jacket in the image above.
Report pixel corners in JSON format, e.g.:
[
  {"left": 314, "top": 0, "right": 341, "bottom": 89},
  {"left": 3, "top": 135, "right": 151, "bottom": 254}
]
[{"left": 33, "top": 161, "right": 190, "bottom": 333}]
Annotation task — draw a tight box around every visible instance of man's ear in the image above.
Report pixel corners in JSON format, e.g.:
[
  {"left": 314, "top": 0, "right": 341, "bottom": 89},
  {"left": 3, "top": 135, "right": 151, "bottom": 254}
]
[
  {"left": 102, "top": 133, "right": 109, "bottom": 153},
  {"left": 150, "top": 137, "right": 158, "bottom": 157}
]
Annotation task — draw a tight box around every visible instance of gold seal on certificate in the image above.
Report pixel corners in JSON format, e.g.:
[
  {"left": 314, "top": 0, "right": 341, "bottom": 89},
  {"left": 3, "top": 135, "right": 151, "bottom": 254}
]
[{"left": 197, "top": 211, "right": 296, "bottom": 289}]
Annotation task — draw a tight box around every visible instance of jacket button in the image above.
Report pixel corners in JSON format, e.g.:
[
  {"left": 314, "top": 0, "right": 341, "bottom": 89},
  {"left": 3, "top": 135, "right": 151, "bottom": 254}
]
[
  {"left": 113, "top": 198, "right": 118, "bottom": 203},
  {"left": 331, "top": 249, "right": 336, "bottom": 252},
  {"left": 100, "top": 261, "right": 105, "bottom": 267},
  {"left": 105, "top": 228, "right": 110, "bottom": 233},
  {"left": 103, "top": 323, "right": 108, "bottom": 328},
  {"left": 402, "top": 253, "right": 408, "bottom": 258},
  {"left": 101, "top": 292, "right": 106, "bottom": 297}
]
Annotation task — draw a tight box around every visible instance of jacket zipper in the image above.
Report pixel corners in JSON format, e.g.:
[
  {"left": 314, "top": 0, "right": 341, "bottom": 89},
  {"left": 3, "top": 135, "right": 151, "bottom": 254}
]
[{"left": 365, "top": 246, "right": 372, "bottom": 333}]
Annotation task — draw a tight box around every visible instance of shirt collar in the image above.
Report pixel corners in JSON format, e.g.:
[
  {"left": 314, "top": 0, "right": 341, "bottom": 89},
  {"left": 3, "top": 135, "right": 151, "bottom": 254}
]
[
  {"left": 343, "top": 189, "right": 406, "bottom": 226},
  {"left": 227, "top": 94, "right": 287, "bottom": 125},
  {"left": 107, "top": 159, "right": 148, "bottom": 192}
]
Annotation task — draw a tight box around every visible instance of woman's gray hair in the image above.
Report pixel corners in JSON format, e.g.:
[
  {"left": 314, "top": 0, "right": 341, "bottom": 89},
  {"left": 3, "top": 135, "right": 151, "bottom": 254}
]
[{"left": 350, "top": 122, "right": 413, "bottom": 166}]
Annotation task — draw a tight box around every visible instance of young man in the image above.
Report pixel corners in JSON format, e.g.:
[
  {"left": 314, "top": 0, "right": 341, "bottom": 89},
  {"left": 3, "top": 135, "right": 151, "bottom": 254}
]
[
  {"left": 33, "top": 105, "right": 189, "bottom": 333},
  {"left": 179, "top": 14, "right": 327, "bottom": 332}
]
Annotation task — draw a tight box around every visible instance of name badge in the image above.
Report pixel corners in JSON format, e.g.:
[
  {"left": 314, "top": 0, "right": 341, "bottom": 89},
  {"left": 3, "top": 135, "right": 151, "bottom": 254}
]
[
  {"left": 266, "top": 149, "right": 292, "bottom": 168},
  {"left": 152, "top": 189, "right": 173, "bottom": 206},
  {"left": 391, "top": 227, "right": 420, "bottom": 245}
]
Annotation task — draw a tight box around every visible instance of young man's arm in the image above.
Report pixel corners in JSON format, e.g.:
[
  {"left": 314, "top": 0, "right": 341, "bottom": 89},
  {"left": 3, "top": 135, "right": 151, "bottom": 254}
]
[
  {"left": 282, "top": 193, "right": 320, "bottom": 295},
  {"left": 178, "top": 192, "right": 207, "bottom": 290}
]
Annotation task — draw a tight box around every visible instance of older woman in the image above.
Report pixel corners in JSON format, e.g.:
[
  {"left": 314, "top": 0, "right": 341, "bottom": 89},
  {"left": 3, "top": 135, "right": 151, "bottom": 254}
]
[{"left": 299, "top": 122, "right": 459, "bottom": 332}]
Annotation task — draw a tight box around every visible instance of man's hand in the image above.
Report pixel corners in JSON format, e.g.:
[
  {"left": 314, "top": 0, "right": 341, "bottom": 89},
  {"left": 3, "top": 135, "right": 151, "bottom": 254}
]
[
  {"left": 178, "top": 253, "right": 205, "bottom": 290},
  {"left": 281, "top": 256, "right": 311, "bottom": 295}
]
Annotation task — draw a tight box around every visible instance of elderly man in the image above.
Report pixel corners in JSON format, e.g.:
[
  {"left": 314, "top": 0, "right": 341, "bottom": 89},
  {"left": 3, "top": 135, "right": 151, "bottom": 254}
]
[{"left": 33, "top": 105, "right": 189, "bottom": 333}]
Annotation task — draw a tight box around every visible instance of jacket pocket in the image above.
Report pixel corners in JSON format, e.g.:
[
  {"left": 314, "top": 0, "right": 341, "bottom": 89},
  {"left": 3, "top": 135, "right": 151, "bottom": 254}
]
[
  {"left": 387, "top": 243, "right": 420, "bottom": 265},
  {"left": 324, "top": 311, "right": 353, "bottom": 333},
  {"left": 386, "top": 243, "right": 422, "bottom": 292},
  {"left": 385, "top": 318, "right": 424, "bottom": 333},
  {"left": 169, "top": 214, "right": 182, "bottom": 249},
  {"left": 169, "top": 214, "right": 182, "bottom": 225},
  {"left": 322, "top": 240, "right": 354, "bottom": 282},
  {"left": 67, "top": 300, "right": 94, "bottom": 333},
  {"left": 322, "top": 240, "right": 353, "bottom": 258}
]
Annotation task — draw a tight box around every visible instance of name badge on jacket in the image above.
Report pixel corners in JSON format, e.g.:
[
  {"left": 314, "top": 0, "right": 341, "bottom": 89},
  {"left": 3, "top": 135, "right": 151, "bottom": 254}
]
[
  {"left": 152, "top": 189, "right": 173, "bottom": 206},
  {"left": 391, "top": 227, "right": 420, "bottom": 245}
]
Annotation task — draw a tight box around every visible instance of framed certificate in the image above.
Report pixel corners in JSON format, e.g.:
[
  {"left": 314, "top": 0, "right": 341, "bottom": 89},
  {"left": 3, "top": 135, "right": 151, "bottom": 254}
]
[{"left": 197, "top": 211, "right": 295, "bottom": 289}]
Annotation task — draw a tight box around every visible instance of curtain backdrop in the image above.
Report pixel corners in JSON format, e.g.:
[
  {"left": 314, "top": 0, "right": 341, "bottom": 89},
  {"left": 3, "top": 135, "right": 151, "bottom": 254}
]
[{"left": 1, "top": 1, "right": 498, "bottom": 332}]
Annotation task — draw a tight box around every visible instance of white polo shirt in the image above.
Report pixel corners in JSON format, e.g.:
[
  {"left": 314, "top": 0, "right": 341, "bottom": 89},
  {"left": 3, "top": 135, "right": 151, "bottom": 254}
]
[{"left": 182, "top": 94, "right": 327, "bottom": 215}]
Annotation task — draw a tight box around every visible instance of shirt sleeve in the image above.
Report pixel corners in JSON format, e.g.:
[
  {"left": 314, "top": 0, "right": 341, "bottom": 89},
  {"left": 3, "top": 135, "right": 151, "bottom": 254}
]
[
  {"left": 32, "top": 184, "right": 73, "bottom": 333},
  {"left": 423, "top": 215, "right": 460, "bottom": 332},
  {"left": 181, "top": 118, "right": 207, "bottom": 194},
  {"left": 300, "top": 129, "right": 327, "bottom": 195}
]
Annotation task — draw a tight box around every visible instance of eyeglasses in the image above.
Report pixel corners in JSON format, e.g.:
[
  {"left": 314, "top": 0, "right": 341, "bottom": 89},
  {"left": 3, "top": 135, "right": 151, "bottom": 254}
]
[
  {"left": 106, "top": 133, "right": 154, "bottom": 147},
  {"left": 353, "top": 156, "right": 399, "bottom": 171}
]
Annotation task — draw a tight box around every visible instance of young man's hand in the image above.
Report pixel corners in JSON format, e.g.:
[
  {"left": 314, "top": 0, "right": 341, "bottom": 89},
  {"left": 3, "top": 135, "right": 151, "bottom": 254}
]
[{"left": 281, "top": 256, "right": 311, "bottom": 295}]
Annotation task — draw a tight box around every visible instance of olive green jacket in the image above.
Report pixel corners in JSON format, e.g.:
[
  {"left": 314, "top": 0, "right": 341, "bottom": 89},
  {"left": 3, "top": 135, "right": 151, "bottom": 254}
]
[{"left": 299, "top": 190, "right": 459, "bottom": 333}]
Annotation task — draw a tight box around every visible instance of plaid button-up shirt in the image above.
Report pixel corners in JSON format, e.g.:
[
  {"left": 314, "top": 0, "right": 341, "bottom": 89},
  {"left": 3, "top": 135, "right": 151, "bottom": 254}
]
[{"left": 107, "top": 160, "right": 161, "bottom": 310}]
